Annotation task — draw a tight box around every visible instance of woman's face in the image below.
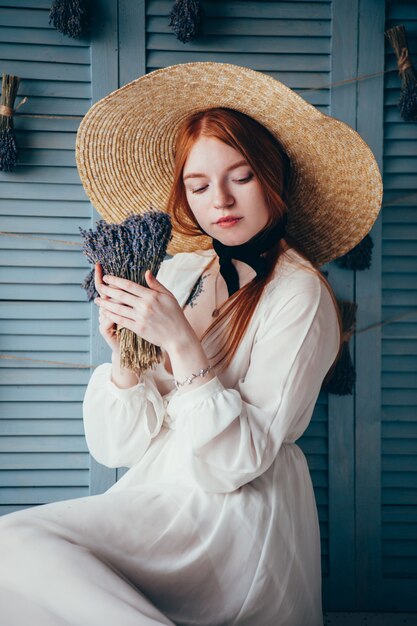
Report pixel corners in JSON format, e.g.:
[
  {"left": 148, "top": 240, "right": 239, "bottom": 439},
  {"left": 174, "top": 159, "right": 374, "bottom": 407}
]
[{"left": 182, "top": 136, "right": 270, "bottom": 245}]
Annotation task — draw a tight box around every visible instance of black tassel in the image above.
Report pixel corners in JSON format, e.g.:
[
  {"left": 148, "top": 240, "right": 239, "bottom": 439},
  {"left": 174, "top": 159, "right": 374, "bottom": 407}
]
[
  {"left": 334, "top": 234, "right": 374, "bottom": 271},
  {"left": 169, "top": 0, "right": 204, "bottom": 43},
  {"left": 49, "top": 0, "right": 90, "bottom": 39},
  {"left": 82, "top": 267, "right": 98, "bottom": 301},
  {"left": 385, "top": 25, "right": 417, "bottom": 122},
  {"left": 0, "top": 74, "right": 21, "bottom": 172},
  {"left": 321, "top": 300, "right": 357, "bottom": 396}
]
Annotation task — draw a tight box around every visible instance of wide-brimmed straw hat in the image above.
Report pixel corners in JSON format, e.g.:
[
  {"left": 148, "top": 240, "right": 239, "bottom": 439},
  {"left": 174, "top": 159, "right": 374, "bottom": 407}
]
[{"left": 75, "top": 61, "right": 383, "bottom": 266}]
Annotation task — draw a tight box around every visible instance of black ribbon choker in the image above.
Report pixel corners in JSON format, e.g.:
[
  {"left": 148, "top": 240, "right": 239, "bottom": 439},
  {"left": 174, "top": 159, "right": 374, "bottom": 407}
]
[{"left": 210, "top": 217, "right": 287, "bottom": 297}]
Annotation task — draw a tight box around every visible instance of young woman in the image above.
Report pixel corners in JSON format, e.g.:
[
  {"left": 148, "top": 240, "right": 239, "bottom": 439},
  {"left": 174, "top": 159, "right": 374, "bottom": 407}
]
[{"left": 0, "top": 63, "right": 382, "bottom": 626}]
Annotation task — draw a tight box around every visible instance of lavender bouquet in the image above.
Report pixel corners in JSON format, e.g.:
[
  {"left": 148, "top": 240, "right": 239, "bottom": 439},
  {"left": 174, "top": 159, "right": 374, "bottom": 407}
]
[{"left": 79, "top": 209, "right": 173, "bottom": 375}]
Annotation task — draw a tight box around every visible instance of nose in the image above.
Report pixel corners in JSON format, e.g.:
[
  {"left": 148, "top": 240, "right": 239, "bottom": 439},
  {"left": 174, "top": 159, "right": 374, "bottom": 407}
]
[{"left": 213, "top": 183, "right": 234, "bottom": 209}]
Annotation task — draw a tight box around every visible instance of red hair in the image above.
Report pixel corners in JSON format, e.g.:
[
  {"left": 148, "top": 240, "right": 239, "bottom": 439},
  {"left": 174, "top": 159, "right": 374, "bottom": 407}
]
[{"left": 165, "top": 108, "right": 342, "bottom": 380}]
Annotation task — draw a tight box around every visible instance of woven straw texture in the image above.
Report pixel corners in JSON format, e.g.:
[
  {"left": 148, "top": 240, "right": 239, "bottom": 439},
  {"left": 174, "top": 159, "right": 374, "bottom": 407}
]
[{"left": 75, "top": 62, "right": 383, "bottom": 266}]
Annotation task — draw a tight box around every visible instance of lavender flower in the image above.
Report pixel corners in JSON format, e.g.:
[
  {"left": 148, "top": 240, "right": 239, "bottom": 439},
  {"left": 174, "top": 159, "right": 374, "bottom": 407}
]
[{"left": 79, "top": 208, "right": 173, "bottom": 373}]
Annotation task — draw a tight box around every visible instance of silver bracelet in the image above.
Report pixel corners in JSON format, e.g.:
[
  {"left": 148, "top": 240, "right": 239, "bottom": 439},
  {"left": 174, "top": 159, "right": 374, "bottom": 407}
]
[{"left": 174, "top": 365, "right": 214, "bottom": 390}]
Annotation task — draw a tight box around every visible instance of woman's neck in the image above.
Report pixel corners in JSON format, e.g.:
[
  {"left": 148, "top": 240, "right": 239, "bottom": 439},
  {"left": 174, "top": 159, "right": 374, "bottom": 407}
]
[{"left": 213, "top": 238, "right": 290, "bottom": 288}]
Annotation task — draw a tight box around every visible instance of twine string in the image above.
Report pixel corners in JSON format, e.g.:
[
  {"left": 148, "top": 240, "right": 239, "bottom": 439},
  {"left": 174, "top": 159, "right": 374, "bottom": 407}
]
[
  {"left": 0, "top": 104, "right": 13, "bottom": 117},
  {"left": 9, "top": 66, "right": 403, "bottom": 120},
  {"left": 398, "top": 48, "right": 412, "bottom": 74},
  {"left": 1, "top": 307, "right": 416, "bottom": 370},
  {"left": 0, "top": 97, "right": 28, "bottom": 118}
]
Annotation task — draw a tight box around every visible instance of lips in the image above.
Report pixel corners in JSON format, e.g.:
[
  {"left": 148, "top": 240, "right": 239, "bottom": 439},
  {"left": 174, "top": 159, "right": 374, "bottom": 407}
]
[{"left": 216, "top": 217, "right": 242, "bottom": 224}]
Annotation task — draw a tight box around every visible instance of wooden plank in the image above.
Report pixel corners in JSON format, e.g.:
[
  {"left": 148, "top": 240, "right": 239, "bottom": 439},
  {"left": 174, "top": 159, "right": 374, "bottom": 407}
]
[
  {"left": 147, "top": 33, "right": 331, "bottom": 54},
  {"left": 1, "top": 420, "right": 85, "bottom": 435},
  {"left": 0, "top": 403, "right": 82, "bottom": 419},
  {"left": 0, "top": 486, "right": 89, "bottom": 504},
  {"left": 0, "top": 346, "right": 90, "bottom": 372},
  {"left": 0, "top": 200, "right": 89, "bottom": 217},
  {"left": 0, "top": 250, "right": 89, "bottom": 267},
  {"left": 147, "top": 50, "right": 331, "bottom": 72},
  {"left": 147, "top": 16, "right": 332, "bottom": 37},
  {"left": 0, "top": 452, "right": 89, "bottom": 469},
  {"left": 0, "top": 42, "right": 90, "bottom": 63},
  {"left": 0, "top": 267, "right": 90, "bottom": 283},
  {"left": 0, "top": 183, "right": 88, "bottom": 201},
  {"left": 0, "top": 167, "right": 82, "bottom": 185},
  {"left": 0, "top": 387, "right": 89, "bottom": 402},
  {"left": 11, "top": 132, "right": 79, "bottom": 150},
  {"left": 119, "top": 0, "right": 146, "bottom": 83},
  {"left": 88, "top": 0, "right": 120, "bottom": 495},
  {"left": 0, "top": 301, "right": 90, "bottom": 319},
  {"left": 147, "top": 1, "right": 332, "bottom": 20},
  {"left": 0, "top": 319, "right": 90, "bottom": 334},
  {"left": 0, "top": 60, "right": 90, "bottom": 82},
  {"left": 0, "top": 26, "right": 89, "bottom": 47},
  {"left": 382, "top": 456, "right": 417, "bottom": 471},
  {"left": 1, "top": 284, "right": 89, "bottom": 300},
  {"left": 0, "top": 469, "right": 89, "bottom": 486},
  {"left": 0, "top": 436, "right": 88, "bottom": 453},
  {"left": 325, "top": 0, "right": 358, "bottom": 610},
  {"left": 0, "top": 369, "right": 91, "bottom": 385}
]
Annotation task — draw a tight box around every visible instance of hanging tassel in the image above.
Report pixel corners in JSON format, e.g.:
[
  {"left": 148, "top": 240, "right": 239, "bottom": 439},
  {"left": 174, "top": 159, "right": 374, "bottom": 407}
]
[
  {"left": 169, "top": 0, "right": 204, "bottom": 43},
  {"left": 385, "top": 25, "right": 417, "bottom": 122},
  {"left": 0, "top": 74, "right": 23, "bottom": 172},
  {"left": 322, "top": 300, "right": 357, "bottom": 396},
  {"left": 81, "top": 267, "right": 98, "bottom": 301},
  {"left": 334, "top": 233, "right": 374, "bottom": 271},
  {"left": 49, "top": 0, "right": 91, "bottom": 39}
]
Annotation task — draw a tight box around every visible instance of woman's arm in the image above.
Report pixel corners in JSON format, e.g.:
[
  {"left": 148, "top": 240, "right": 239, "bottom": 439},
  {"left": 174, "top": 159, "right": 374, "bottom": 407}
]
[
  {"left": 82, "top": 362, "right": 165, "bottom": 468},
  {"left": 110, "top": 350, "right": 142, "bottom": 388},
  {"left": 82, "top": 256, "right": 177, "bottom": 468}
]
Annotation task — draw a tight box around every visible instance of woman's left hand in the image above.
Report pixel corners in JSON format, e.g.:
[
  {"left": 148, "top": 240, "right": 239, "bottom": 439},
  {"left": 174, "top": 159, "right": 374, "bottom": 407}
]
[{"left": 94, "top": 270, "right": 193, "bottom": 353}]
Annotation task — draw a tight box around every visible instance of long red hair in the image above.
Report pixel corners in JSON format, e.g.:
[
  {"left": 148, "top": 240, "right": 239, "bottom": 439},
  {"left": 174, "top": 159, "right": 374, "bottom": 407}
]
[{"left": 165, "top": 108, "right": 342, "bottom": 382}]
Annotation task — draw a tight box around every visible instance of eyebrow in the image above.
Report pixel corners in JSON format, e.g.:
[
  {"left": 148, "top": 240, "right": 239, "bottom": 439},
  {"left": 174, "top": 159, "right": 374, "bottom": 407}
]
[{"left": 183, "top": 159, "right": 249, "bottom": 181}]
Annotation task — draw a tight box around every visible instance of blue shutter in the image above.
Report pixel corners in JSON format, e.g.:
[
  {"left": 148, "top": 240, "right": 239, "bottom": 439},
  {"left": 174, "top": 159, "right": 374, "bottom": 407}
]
[
  {"left": 2, "top": 0, "right": 416, "bottom": 613},
  {"left": 379, "top": 0, "right": 417, "bottom": 606},
  {"left": 0, "top": 0, "right": 92, "bottom": 514}
]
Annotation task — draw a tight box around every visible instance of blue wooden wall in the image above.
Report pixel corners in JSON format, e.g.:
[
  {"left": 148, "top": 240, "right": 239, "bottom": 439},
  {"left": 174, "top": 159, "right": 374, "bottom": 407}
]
[{"left": 0, "top": 0, "right": 416, "bottom": 612}]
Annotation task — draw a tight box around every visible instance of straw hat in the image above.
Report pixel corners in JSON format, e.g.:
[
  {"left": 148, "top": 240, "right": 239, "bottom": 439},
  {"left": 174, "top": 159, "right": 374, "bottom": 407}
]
[{"left": 75, "top": 61, "right": 383, "bottom": 266}]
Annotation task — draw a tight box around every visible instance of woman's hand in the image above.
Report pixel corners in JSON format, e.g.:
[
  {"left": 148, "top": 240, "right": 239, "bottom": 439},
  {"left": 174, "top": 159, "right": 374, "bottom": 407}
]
[
  {"left": 94, "top": 263, "right": 122, "bottom": 354},
  {"left": 93, "top": 266, "right": 194, "bottom": 354}
]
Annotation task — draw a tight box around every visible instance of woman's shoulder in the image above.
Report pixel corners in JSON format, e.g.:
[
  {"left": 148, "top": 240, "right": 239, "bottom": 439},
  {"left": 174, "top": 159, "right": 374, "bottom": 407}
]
[
  {"left": 270, "top": 247, "right": 321, "bottom": 289},
  {"left": 265, "top": 247, "right": 335, "bottom": 315},
  {"left": 156, "top": 247, "right": 215, "bottom": 284}
]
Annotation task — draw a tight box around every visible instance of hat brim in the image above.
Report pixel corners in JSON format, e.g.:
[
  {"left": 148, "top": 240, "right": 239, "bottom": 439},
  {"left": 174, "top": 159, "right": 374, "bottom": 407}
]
[{"left": 75, "top": 62, "right": 383, "bottom": 266}]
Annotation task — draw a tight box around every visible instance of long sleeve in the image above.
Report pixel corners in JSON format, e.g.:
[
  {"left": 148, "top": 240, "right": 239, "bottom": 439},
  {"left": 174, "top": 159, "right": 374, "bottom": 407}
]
[
  {"left": 81, "top": 255, "right": 180, "bottom": 468},
  {"left": 166, "top": 273, "right": 340, "bottom": 493},
  {"left": 82, "top": 363, "right": 166, "bottom": 468}
]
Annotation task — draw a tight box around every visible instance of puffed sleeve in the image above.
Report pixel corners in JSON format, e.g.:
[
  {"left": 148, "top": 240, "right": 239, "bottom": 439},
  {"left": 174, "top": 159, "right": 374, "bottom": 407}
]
[
  {"left": 166, "top": 274, "right": 340, "bottom": 493},
  {"left": 82, "top": 256, "right": 176, "bottom": 469},
  {"left": 82, "top": 363, "right": 166, "bottom": 468}
]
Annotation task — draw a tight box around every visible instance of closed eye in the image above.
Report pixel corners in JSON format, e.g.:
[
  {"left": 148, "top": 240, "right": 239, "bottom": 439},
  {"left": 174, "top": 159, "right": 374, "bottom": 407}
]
[{"left": 191, "top": 174, "right": 254, "bottom": 194}]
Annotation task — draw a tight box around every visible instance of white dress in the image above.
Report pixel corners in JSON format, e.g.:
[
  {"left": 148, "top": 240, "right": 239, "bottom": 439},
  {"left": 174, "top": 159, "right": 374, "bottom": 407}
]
[{"left": 0, "top": 247, "right": 340, "bottom": 626}]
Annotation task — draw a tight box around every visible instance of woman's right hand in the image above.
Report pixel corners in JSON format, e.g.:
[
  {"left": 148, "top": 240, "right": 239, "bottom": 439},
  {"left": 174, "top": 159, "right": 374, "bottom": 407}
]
[{"left": 94, "top": 263, "right": 121, "bottom": 354}]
